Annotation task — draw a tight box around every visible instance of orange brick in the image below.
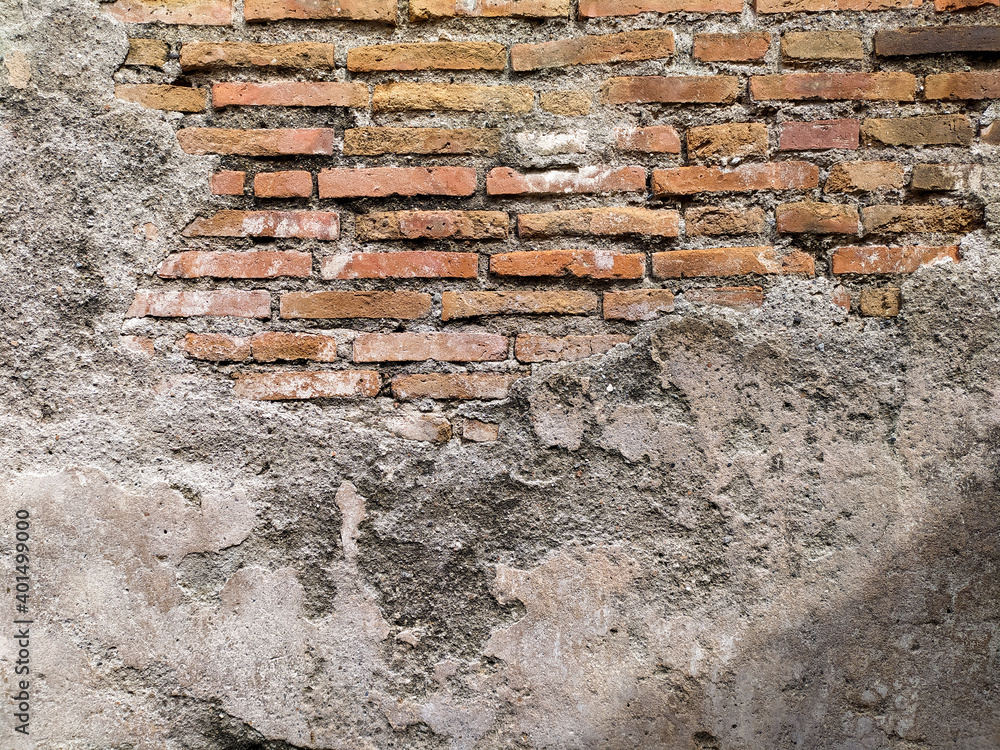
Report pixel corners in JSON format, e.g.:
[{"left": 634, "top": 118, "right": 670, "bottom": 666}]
[
  {"left": 176, "top": 128, "right": 334, "bottom": 156},
  {"left": 579, "top": 0, "right": 742, "bottom": 15},
  {"left": 861, "top": 206, "right": 981, "bottom": 234},
  {"left": 758, "top": 0, "right": 919, "bottom": 10},
  {"left": 125, "top": 39, "right": 169, "bottom": 67},
  {"left": 280, "top": 291, "right": 431, "bottom": 320},
  {"left": 373, "top": 83, "right": 534, "bottom": 113},
  {"left": 344, "top": 127, "right": 500, "bottom": 156},
  {"left": 250, "top": 333, "right": 338, "bottom": 362},
  {"left": 512, "top": 30, "right": 674, "bottom": 71},
  {"left": 518, "top": 208, "right": 680, "bottom": 238},
  {"left": 441, "top": 291, "right": 598, "bottom": 320},
  {"left": 685, "top": 206, "right": 767, "bottom": 236},
  {"left": 684, "top": 286, "right": 764, "bottom": 309},
  {"left": 356, "top": 211, "right": 508, "bottom": 241},
  {"left": 126, "top": 291, "right": 270, "bottom": 319},
  {"left": 244, "top": 0, "right": 396, "bottom": 22},
  {"left": 319, "top": 167, "right": 476, "bottom": 198},
  {"left": 348, "top": 42, "right": 505, "bottom": 71},
  {"left": 391, "top": 373, "right": 522, "bottom": 400},
  {"left": 615, "top": 126, "right": 681, "bottom": 153},
  {"left": 114, "top": 84, "right": 206, "bottom": 112},
  {"left": 652, "top": 162, "right": 819, "bottom": 196},
  {"left": 936, "top": 0, "right": 997, "bottom": 9},
  {"left": 603, "top": 290, "right": 675, "bottom": 321},
  {"left": 182, "top": 333, "right": 250, "bottom": 361},
  {"left": 182, "top": 211, "right": 339, "bottom": 240},
  {"left": 687, "top": 123, "right": 768, "bottom": 161},
  {"left": 180, "top": 42, "right": 336, "bottom": 71},
  {"left": 693, "top": 32, "right": 770, "bottom": 62},
  {"left": 234, "top": 371, "right": 381, "bottom": 401},
  {"left": 515, "top": 334, "right": 631, "bottom": 361},
  {"left": 213, "top": 82, "right": 367, "bottom": 108},
  {"left": 104, "top": 0, "right": 232, "bottom": 25},
  {"left": 751, "top": 73, "right": 916, "bottom": 101},
  {"left": 825, "top": 162, "right": 905, "bottom": 193},
  {"left": 321, "top": 252, "right": 477, "bottom": 280},
  {"left": 254, "top": 171, "right": 313, "bottom": 198},
  {"left": 779, "top": 119, "right": 859, "bottom": 151},
  {"left": 490, "top": 250, "right": 644, "bottom": 279},
  {"left": 539, "top": 91, "right": 592, "bottom": 115},
  {"left": 354, "top": 333, "right": 507, "bottom": 362},
  {"left": 486, "top": 166, "right": 645, "bottom": 196},
  {"left": 776, "top": 202, "right": 860, "bottom": 234},
  {"left": 409, "top": 0, "right": 568, "bottom": 20},
  {"left": 832, "top": 245, "right": 960, "bottom": 274},
  {"left": 158, "top": 251, "right": 312, "bottom": 278},
  {"left": 603, "top": 76, "right": 739, "bottom": 104},
  {"left": 211, "top": 171, "right": 245, "bottom": 195},
  {"left": 925, "top": 72, "right": 1000, "bottom": 101},
  {"left": 652, "top": 246, "right": 815, "bottom": 278}
]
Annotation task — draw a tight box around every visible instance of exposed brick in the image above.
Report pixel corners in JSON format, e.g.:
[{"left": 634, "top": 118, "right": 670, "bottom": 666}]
[
  {"left": 410, "top": 0, "right": 569, "bottom": 20},
  {"left": 516, "top": 130, "right": 589, "bottom": 157},
  {"left": 373, "top": 83, "right": 534, "bottom": 113},
  {"left": 652, "top": 246, "right": 815, "bottom": 278},
  {"left": 244, "top": 0, "right": 396, "bottom": 22},
  {"left": 781, "top": 31, "right": 863, "bottom": 60},
  {"left": 280, "top": 292, "right": 432, "bottom": 320},
  {"left": 234, "top": 371, "right": 381, "bottom": 401},
  {"left": 176, "top": 128, "right": 335, "bottom": 156},
  {"left": 751, "top": 73, "right": 916, "bottom": 101},
  {"left": 356, "top": 211, "right": 508, "bottom": 241},
  {"left": 180, "top": 42, "right": 336, "bottom": 71},
  {"left": 832, "top": 245, "right": 960, "bottom": 274},
  {"left": 757, "top": 0, "right": 920, "bottom": 10},
  {"left": 463, "top": 420, "right": 499, "bottom": 441},
  {"left": 254, "top": 171, "right": 313, "bottom": 198},
  {"left": 875, "top": 27, "right": 1000, "bottom": 56},
  {"left": 321, "top": 252, "right": 477, "bottom": 280},
  {"left": 126, "top": 291, "right": 270, "bottom": 319},
  {"left": 183, "top": 211, "right": 339, "bottom": 240},
  {"left": 250, "top": 333, "right": 339, "bottom": 362},
  {"left": 344, "top": 128, "right": 500, "bottom": 156},
  {"left": 158, "top": 251, "right": 312, "bottom": 278},
  {"left": 687, "top": 123, "right": 768, "bottom": 161},
  {"left": 539, "top": 91, "right": 592, "bottom": 114},
  {"left": 348, "top": 42, "right": 505, "bottom": 71},
  {"left": 779, "top": 120, "right": 859, "bottom": 151},
  {"left": 859, "top": 288, "right": 900, "bottom": 317},
  {"left": 211, "top": 171, "right": 245, "bottom": 195},
  {"left": 125, "top": 39, "right": 168, "bottom": 67},
  {"left": 603, "top": 290, "right": 675, "bottom": 321},
  {"left": 684, "top": 286, "right": 764, "bottom": 310},
  {"left": 579, "top": 0, "right": 742, "bottom": 15},
  {"left": 832, "top": 285, "right": 852, "bottom": 310},
  {"left": 353, "top": 333, "right": 507, "bottom": 362},
  {"left": 121, "top": 335, "right": 156, "bottom": 357},
  {"left": 984, "top": 122, "right": 1000, "bottom": 145},
  {"left": 441, "top": 291, "right": 598, "bottom": 320},
  {"left": 182, "top": 333, "right": 250, "bottom": 362},
  {"left": 652, "top": 162, "right": 819, "bottom": 196},
  {"left": 693, "top": 32, "right": 770, "bottom": 62},
  {"left": 115, "top": 84, "right": 206, "bottom": 113},
  {"left": 615, "top": 126, "right": 681, "bottom": 153},
  {"left": 935, "top": 0, "right": 998, "bottom": 11},
  {"left": 512, "top": 30, "right": 674, "bottom": 71},
  {"left": 391, "top": 373, "right": 522, "bottom": 401},
  {"left": 515, "top": 334, "right": 632, "bottom": 362},
  {"left": 104, "top": 0, "right": 232, "bottom": 25},
  {"left": 486, "top": 166, "right": 645, "bottom": 196},
  {"left": 518, "top": 207, "right": 680, "bottom": 238},
  {"left": 825, "top": 162, "right": 906, "bottom": 193},
  {"left": 603, "top": 76, "right": 739, "bottom": 104},
  {"left": 319, "top": 167, "right": 476, "bottom": 199},
  {"left": 776, "top": 202, "right": 860, "bottom": 234},
  {"left": 911, "top": 164, "right": 975, "bottom": 192},
  {"left": 925, "top": 73, "right": 1000, "bottom": 101},
  {"left": 685, "top": 206, "right": 768, "bottom": 236},
  {"left": 387, "top": 414, "right": 452, "bottom": 442},
  {"left": 490, "top": 250, "right": 644, "bottom": 279},
  {"left": 862, "top": 115, "right": 973, "bottom": 146},
  {"left": 861, "top": 205, "right": 982, "bottom": 234},
  {"left": 212, "top": 82, "right": 367, "bottom": 108}
]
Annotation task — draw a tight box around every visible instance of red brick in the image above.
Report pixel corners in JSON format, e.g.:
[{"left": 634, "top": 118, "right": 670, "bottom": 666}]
[
  {"left": 490, "top": 250, "right": 644, "bottom": 279},
  {"left": 212, "top": 82, "right": 367, "bottom": 108},
  {"left": 211, "top": 171, "right": 245, "bottom": 195},
  {"left": 344, "top": 128, "right": 500, "bottom": 156},
  {"left": 579, "top": 0, "right": 742, "bottom": 15},
  {"left": 114, "top": 84, "right": 207, "bottom": 112},
  {"left": 250, "top": 333, "right": 339, "bottom": 362},
  {"left": 652, "top": 247, "right": 815, "bottom": 278},
  {"left": 861, "top": 205, "right": 982, "bottom": 234},
  {"left": 441, "top": 291, "right": 598, "bottom": 320},
  {"left": 615, "top": 126, "right": 681, "bottom": 153},
  {"left": 685, "top": 207, "right": 767, "bottom": 236},
  {"left": 280, "top": 292, "right": 431, "bottom": 320},
  {"left": 825, "top": 162, "right": 905, "bottom": 193},
  {"left": 603, "top": 290, "right": 675, "bottom": 321},
  {"left": 486, "top": 166, "right": 646, "bottom": 196},
  {"left": 373, "top": 83, "right": 534, "bottom": 113},
  {"left": 348, "top": 42, "right": 505, "bottom": 71},
  {"left": 182, "top": 333, "right": 250, "bottom": 362},
  {"left": 409, "top": 0, "right": 568, "bottom": 20},
  {"left": 179, "top": 42, "right": 336, "bottom": 71},
  {"left": 751, "top": 73, "right": 916, "bottom": 101},
  {"left": 776, "top": 202, "right": 859, "bottom": 234},
  {"left": 319, "top": 167, "right": 477, "bottom": 199},
  {"left": 391, "top": 373, "right": 522, "bottom": 400},
  {"left": 832, "top": 285, "right": 851, "bottom": 310},
  {"left": 234, "top": 372, "right": 381, "bottom": 401},
  {"left": 182, "top": 211, "right": 339, "bottom": 240},
  {"left": 779, "top": 120, "right": 859, "bottom": 151},
  {"left": 758, "top": 0, "right": 919, "bottom": 10},
  {"left": 254, "top": 171, "right": 313, "bottom": 198},
  {"left": 126, "top": 291, "right": 270, "bottom": 319},
  {"left": 684, "top": 286, "right": 764, "bottom": 310},
  {"left": 516, "top": 334, "right": 631, "bottom": 361},
  {"left": 158, "top": 251, "right": 312, "bottom": 278},
  {"left": 603, "top": 76, "right": 739, "bottom": 104},
  {"left": 518, "top": 208, "right": 679, "bottom": 238},
  {"left": 652, "top": 162, "right": 819, "bottom": 196},
  {"left": 511, "top": 30, "right": 674, "bottom": 71},
  {"left": 354, "top": 333, "right": 507, "bottom": 362},
  {"left": 176, "top": 128, "right": 334, "bottom": 156},
  {"left": 832, "top": 245, "right": 960, "bottom": 274},
  {"left": 244, "top": 0, "right": 396, "bottom": 22},
  {"left": 693, "top": 32, "right": 770, "bottom": 62},
  {"left": 925, "top": 73, "right": 1000, "bottom": 101},
  {"left": 104, "top": 0, "right": 232, "bottom": 25},
  {"left": 862, "top": 116, "right": 974, "bottom": 146},
  {"left": 321, "top": 252, "right": 477, "bottom": 280},
  {"left": 356, "top": 211, "right": 507, "bottom": 241}
]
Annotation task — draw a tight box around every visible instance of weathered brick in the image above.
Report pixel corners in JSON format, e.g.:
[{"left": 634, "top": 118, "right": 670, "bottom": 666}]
[
  {"left": 685, "top": 206, "right": 767, "bottom": 236},
  {"left": 486, "top": 166, "right": 645, "bottom": 196},
  {"left": 603, "top": 76, "right": 739, "bottom": 104},
  {"left": 983, "top": 122, "right": 1000, "bottom": 145},
  {"left": 779, "top": 119, "right": 859, "bottom": 151},
  {"left": 579, "top": 0, "right": 742, "bottom": 15},
  {"left": 126, "top": 291, "right": 270, "bottom": 319},
  {"left": 250, "top": 333, "right": 339, "bottom": 362},
  {"left": 925, "top": 73, "right": 1000, "bottom": 101},
  {"left": 348, "top": 42, "right": 505, "bottom": 71},
  {"left": 652, "top": 162, "right": 819, "bottom": 196},
  {"left": 687, "top": 123, "right": 768, "bottom": 161},
  {"left": 319, "top": 167, "right": 476, "bottom": 199},
  {"left": 615, "top": 126, "right": 681, "bottom": 153},
  {"left": 936, "top": 0, "right": 998, "bottom": 9},
  {"left": 859, "top": 288, "right": 900, "bottom": 317},
  {"left": 353, "top": 333, "right": 507, "bottom": 362},
  {"left": 182, "top": 333, "right": 250, "bottom": 362},
  {"left": 781, "top": 31, "right": 863, "bottom": 60},
  {"left": 176, "top": 128, "right": 335, "bottom": 156},
  {"left": 391, "top": 373, "right": 521, "bottom": 401},
  {"left": 104, "top": 0, "right": 232, "bottom": 25},
  {"left": 254, "top": 171, "right": 313, "bottom": 198},
  {"left": 183, "top": 211, "right": 339, "bottom": 240},
  {"left": 410, "top": 0, "right": 568, "bottom": 20},
  {"left": 356, "top": 211, "right": 508, "bottom": 241},
  {"left": 115, "top": 84, "right": 206, "bottom": 112},
  {"left": 832, "top": 285, "right": 852, "bottom": 310},
  {"left": 751, "top": 73, "right": 915, "bottom": 101},
  {"left": 516, "top": 130, "right": 589, "bottom": 158},
  {"left": 344, "top": 128, "right": 500, "bottom": 156},
  {"left": 512, "top": 30, "right": 674, "bottom": 71},
  {"left": 539, "top": 91, "right": 592, "bottom": 115},
  {"left": 862, "top": 115, "right": 973, "bottom": 146},
  {"left": 244, "top": 0, "right": 396, "bottom": 22},
  {"left": 776, "top": 202, "right": 860, "bottom": 234},
  {"left": 180, "top": 42, "right": 336, "bottom": 71},
  {"left": 211, "top": 171, "right": 245, "bottom": 195},
  {"left": 832, "top": 245, "right": 960, "bottom": 274},
  {"left": 515, "top": 334, "right": 631, "bottom": 362},
  {"left": 212, "top": 82, "right": 367, "bottom": 108},
  {"left": 861, "top": 205, "right": 982, "bottom": 234},
  {"left": 758, "top": 0, "right": 919, "bottom": 11},
  {"left": 158, "top": 251, "right": 312, "bottom": 278},
  {"left": 875, "top": 27, "right": 1000, "bottom": 56},
  {"left": 603, "top": 290, "right": 676, "bottom": 321},
  {"left": 234, "top": 371, "right": 381, "bottom": 401},
  {"left": 463, "top": 420, "right": 499, "bottom": 441},
  {"left": 280, "top": 292, "right": 431, "bottom": 320},
  {"left": 652, "top": 246, "right": 815, "bottom": 278},
  {"left": 693, "top": 32, "right": 770, "bottom": 62},
  {"left": 125, "top": 39, "right": 168, "bottom": 67},
  {"left": 387, "top": 414, "right": 452, "bottom": 443},
  {"left": 518, "top": 207, "right": 680, "bottom": 238},
  {"left": 373, "top": 83, "right": 534, "bottom": 113},
  {"left": 911, "top": 164, "right": 976, "bottom": 192},
  {"left": 321, "top": 252, "right": 477, "bottom": 280},
  {"left": 490, "top": 250, "right": 644, "bottom": 279},
  {"left": 825, "top": 162, "right": 906, "bottom": 193},
  {"left": 684, "top": 286, "right": 764, "bottom": 309},
  {"left": 441, "top": 291, "right": 598, "bottom": 320}
]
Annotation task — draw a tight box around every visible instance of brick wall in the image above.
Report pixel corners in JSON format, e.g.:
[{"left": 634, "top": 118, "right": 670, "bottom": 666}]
[{"left": 113, "top": 0, "right": 994, "bottom": 407}]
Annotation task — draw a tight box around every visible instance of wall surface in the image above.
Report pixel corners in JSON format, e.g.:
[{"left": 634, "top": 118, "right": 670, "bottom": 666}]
[{"left": 1, "top": 0, "right": 1000, "bottom": 746}]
